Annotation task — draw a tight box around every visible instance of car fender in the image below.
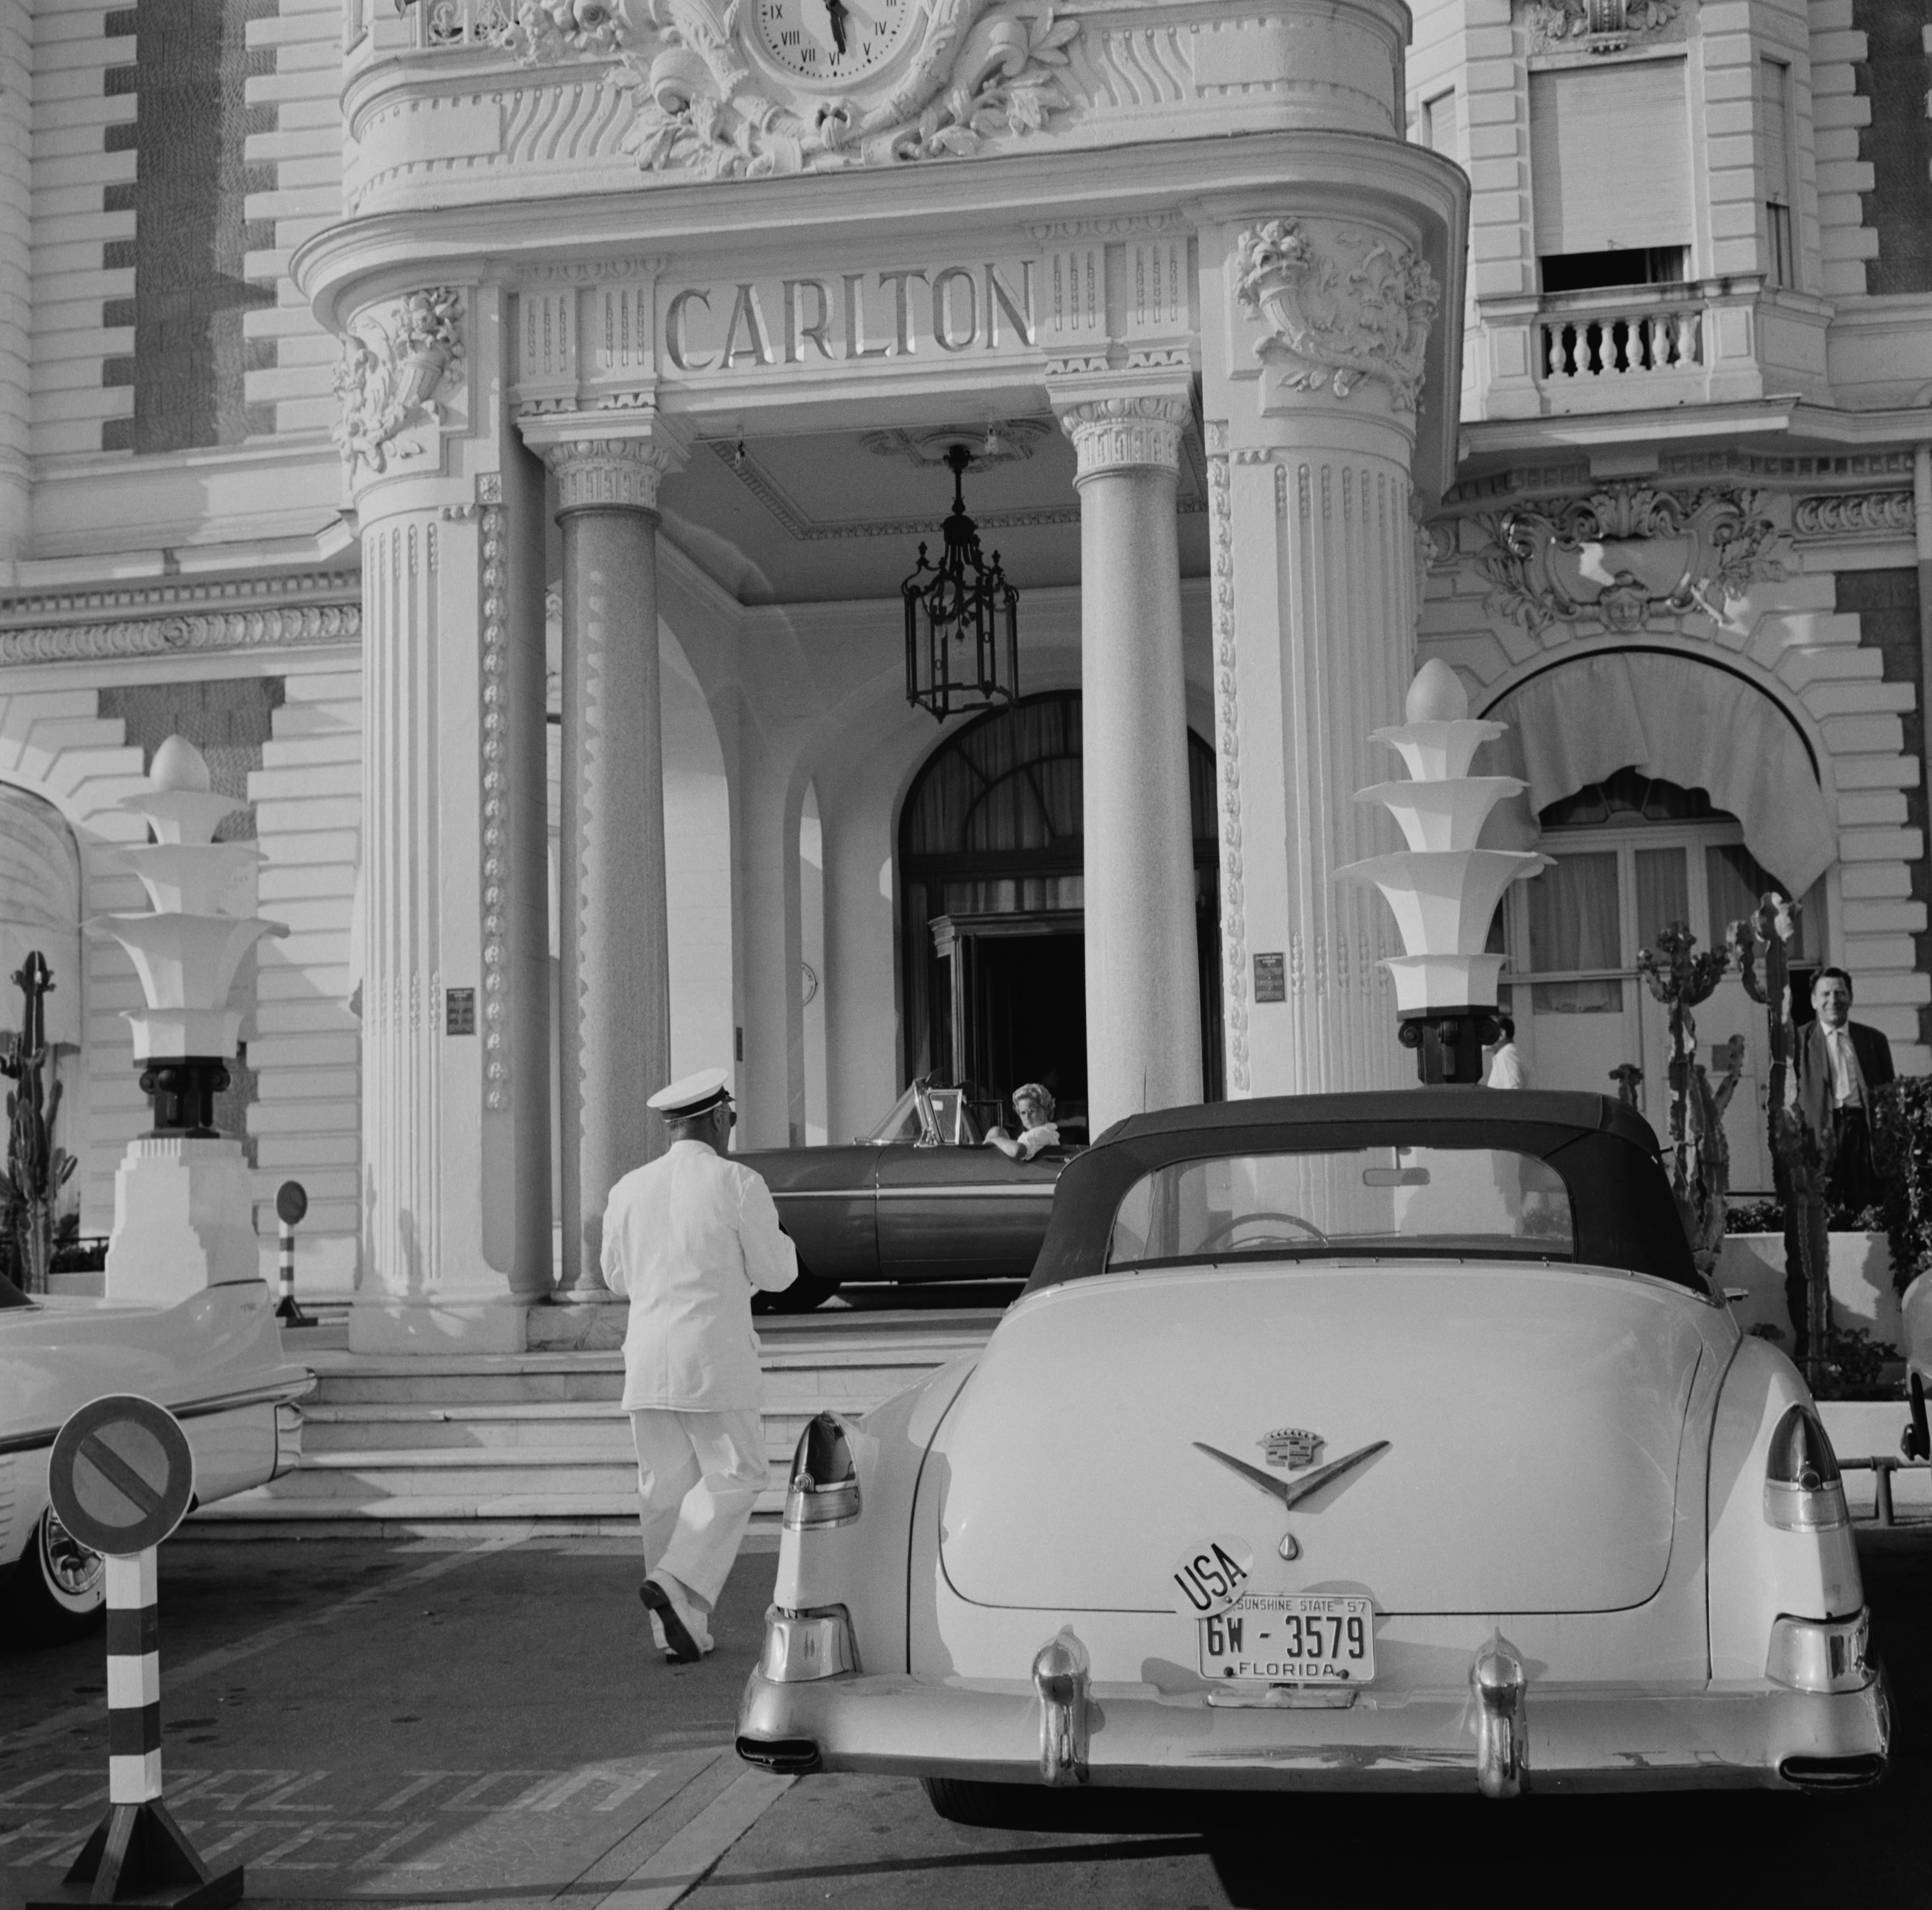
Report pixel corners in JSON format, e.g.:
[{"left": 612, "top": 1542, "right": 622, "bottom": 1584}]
[
  {"left": 1707, "top": 1334, "right": 1863, "bottom": 1683},
  {"left": 772, "top": 1353, "right": 978, "bottom": 1674}
]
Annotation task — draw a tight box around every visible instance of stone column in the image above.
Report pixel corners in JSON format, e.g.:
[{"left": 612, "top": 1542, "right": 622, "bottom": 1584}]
[
  {"left": 532, "top": 431, "right": 683, "bottom": 1291},
  {"left": 1202, "top": 211, "right": 1450, "bottom": 1097},
  {"left": 1054, "top": 381, "right": 1203, "bottom": 1130}
]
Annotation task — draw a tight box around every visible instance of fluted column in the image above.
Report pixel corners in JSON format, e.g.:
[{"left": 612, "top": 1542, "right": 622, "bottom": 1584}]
[
  {"left": 533, "top": 431, "right": 684, "bottom": 1291},
  {"left": 1054, "top": 381, "right": 1203, "bottom": 1130},
  {"left": 1203, "top": 211, "right": 1445, "bottom": 1097}
]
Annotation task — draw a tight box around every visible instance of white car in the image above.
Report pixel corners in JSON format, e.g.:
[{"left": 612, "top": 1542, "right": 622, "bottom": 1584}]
[
  {"left": 0, "top": 1274, "right": 312, "bottom": 1635},
  {"left": 738, "top": 1089, "right": 1891, "bottom": 1804}
]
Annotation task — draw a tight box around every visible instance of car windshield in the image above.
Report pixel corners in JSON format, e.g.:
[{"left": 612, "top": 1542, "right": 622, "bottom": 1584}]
[
  {"left": 1105, "top": 1146, "right": 1575, "bottom": 1270},
  {"left": 865, "top": 1084, "right": 983, "bottom": 1146}
]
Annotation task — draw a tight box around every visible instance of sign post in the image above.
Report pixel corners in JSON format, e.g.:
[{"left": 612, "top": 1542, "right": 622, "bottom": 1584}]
[
  {"left": 273, "top": 1178, "right": 314, "bottom": 1328},
  {"left": 29, "top": 1396, "right": 243, "bottom": 1910}
]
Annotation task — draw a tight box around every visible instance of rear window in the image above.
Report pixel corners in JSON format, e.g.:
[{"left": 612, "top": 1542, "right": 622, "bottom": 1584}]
[{"left": 1105, "top": 1146, "right": 1574, "bottom": 1271}]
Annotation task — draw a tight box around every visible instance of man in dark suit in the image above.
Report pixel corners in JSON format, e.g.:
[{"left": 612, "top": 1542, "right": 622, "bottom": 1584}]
[{"left": 1788, "top": 967, "right": 1895, "bottom": 1348}]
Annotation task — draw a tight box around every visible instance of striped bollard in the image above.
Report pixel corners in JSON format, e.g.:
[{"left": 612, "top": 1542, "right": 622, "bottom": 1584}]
[
  {"left": 274, "top": 1177, "right": 315, "bottom": 1328},
  {"left": 31, "top": 1397, "right": 242, "bottom": 1910}
]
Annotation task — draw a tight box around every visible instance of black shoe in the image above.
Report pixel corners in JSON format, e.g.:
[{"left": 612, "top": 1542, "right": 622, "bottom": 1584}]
[{"left": 639, "top": 1577, "right": 703, "bottom": 1664}]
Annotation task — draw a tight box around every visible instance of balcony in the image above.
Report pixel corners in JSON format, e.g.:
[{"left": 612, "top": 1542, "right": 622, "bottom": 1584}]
[{"left": 1472, "top": 278, "right": 1831, "bottom": 421}]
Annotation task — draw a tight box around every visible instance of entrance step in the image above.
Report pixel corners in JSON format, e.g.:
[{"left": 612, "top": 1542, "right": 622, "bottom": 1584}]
[{"left": 194, "top": 1310, "right": 996, "bottom": 1533}]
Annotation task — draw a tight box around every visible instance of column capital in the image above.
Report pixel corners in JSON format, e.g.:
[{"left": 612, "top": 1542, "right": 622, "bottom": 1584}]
[
  {"left": 519, "top": 414, "right": 690, "bottom": 514},
  {"left": 1049, "top": 373, "right": 1193, "bottom": 482}
]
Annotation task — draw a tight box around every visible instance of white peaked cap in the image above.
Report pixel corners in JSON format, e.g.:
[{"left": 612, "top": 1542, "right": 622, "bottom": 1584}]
[{"left": 647, "top": 1067, "right": 733, "bottom": 1118}]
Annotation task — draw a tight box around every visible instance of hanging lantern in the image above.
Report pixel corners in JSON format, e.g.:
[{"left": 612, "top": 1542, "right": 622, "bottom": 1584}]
[{"left": 902, "top": 444, "right": 1019, "bottom": 722}]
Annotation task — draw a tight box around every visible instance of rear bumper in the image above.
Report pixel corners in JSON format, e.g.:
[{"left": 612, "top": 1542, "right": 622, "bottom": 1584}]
[{"left": 737, "top": 1667, "right": 1892, "bottom": 1794}]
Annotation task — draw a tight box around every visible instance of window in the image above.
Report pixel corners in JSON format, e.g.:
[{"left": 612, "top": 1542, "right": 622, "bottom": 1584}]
[
  {"left": 1530, "top": 60, "right": 1693, "bottom": 278},
  {"left": 1760, "top": 59, "right": 1795, "bottom": 289},
  {"left": 1105, "top": 1148, "right": 1575, "bottom": 1270}
]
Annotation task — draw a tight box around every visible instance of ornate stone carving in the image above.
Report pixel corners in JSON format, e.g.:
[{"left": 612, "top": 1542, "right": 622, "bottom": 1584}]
[
  {"left": 333, "top": 289, "right": 465, "bottom": 476},
  {"left": 1521, "top": 0, "right": 1682, "bottom": 56},
  {"left": 0, "top": 602, "right": 359, "bottom": 668},
  {"left": 1058, "top": 395, "right": 1188, "bottom": 479},
  {"left": 478, "top": 499, "right": 512, "bottom": 1113},
  {"left": 1475, "top": 485, "right": 1781, "bottom": 636},
  {"left": 1205, "top": 419, "right": 1248, "bottom": 1093},
  {"left": 593, "top": 0, "right": 1079, "bottom": 179},
  {"left": 1234, "top": 220, "right": 1439, "bottom": 414},
  {"left": 860, "top": 419, "right": 1051, "bottom": 469},
  {"left": 541, "top": 435, "right": 684, "bottom": 511},
  {"left": 1792, "top": 491, "right": 1915, "bottom": 539}
]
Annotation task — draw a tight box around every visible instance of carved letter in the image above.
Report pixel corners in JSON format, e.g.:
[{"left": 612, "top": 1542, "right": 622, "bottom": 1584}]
[
  {"left": 664, "top": 289, "right": 715, "bottom": 372},
  {"left": 986, "top": 262, "right": 1035, "bottom": 348},
  {"left": 784, "top": 279, "right": 836, "bottom": 364},
  {"left": 721, "top": 285, "right": 775, "bottom": 368},
  {"left": 876, "top": 269, "right": 928, "bottom": 356},
  {"left": 842, "top": 274, "right": 891, "bottom": 361},
  {"left": 931, "top": 267, "right": 977, "bottom": 353}
]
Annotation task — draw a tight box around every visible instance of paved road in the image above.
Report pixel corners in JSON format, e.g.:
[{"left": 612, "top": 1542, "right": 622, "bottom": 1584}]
[{"left": 3, "top": 1526, "right": 1928, "bottom": 1910}]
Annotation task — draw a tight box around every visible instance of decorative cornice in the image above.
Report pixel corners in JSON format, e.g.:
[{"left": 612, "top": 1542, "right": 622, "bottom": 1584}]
[
  {"left": 1058, "top": 395, "right": 1189, "bottom": 479},
  {"left": 541, "top": 435, "right": 683, "bottom": 512},
  {"left": 1792, "top": 491, "right": 1915, "bottom": 539},
  {"left": 1234, "top": 219, "right": 1439, "bottom": 415},
  {"left": 0, "top": 569, "right": 361, "bottom": 630},
  {"left": 0, "top": 600, "right": 360, "bottom": 668}
]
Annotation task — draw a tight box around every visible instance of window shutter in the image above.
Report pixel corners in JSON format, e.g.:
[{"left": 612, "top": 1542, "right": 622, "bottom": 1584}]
[
  {"left": 1529, "top": 60, "right": 1693, "bottom": 258},
  {"left": 1423, "top": 89, "right": 1460, "bottom": 162}
]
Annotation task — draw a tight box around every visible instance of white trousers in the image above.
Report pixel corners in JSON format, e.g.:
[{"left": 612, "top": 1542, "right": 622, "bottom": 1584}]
[{"left": 628, "top": 1407, "right": 768, "bottom": 1613}]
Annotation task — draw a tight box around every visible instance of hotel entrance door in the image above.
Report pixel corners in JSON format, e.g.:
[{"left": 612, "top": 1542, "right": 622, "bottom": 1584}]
[{"left": 930, "top": 911, "right": 1087, "bottom": 1139}]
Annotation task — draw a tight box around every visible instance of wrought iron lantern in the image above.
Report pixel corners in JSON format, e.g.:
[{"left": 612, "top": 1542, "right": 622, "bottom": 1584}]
[{"left": 902, "top": 444, "right": 1019, "bottom": 722}]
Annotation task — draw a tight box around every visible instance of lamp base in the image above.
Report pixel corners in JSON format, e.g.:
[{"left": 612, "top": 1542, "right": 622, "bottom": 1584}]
[{"left": 1398, "top": 1007, "right": 1504, "bottom": 1087}]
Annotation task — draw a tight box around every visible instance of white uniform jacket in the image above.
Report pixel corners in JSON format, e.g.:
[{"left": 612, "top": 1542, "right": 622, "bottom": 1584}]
[{"left": 601, "top": 1140, "right": 798, "bottom": 1412}]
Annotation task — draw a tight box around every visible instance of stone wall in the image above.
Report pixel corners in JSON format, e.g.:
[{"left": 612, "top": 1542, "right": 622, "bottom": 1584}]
[{"left": 1850, "top": 0, "right": 1932, "bottom": 295}]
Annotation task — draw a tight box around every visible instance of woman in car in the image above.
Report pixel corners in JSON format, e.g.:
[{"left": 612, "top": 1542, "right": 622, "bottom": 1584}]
[{"left": 985, "top": 1082, "right": 1060, "bottom": 1161}]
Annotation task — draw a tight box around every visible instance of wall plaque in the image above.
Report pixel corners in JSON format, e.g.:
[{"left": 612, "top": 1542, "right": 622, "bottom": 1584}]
[
  {"left": 446, "top": 987, "right": 477, "bottom": 1036},
  {"left": 1253, "top": 953, "right": 1286, "bottom": 1003}
]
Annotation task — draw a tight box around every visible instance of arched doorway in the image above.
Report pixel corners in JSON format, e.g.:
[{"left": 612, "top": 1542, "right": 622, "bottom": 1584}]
[
  {"left": 1492, "top": 768, "right": 1827, "bottom": 1191},
  {"left": 898, "top": 691, "right": 1221, "bottom": 1134}
]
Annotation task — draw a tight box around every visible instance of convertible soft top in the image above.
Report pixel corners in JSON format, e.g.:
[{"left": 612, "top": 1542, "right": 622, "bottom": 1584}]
[{"left": 1026, "top": 1089, "right": 1702, "bottom": 1294}]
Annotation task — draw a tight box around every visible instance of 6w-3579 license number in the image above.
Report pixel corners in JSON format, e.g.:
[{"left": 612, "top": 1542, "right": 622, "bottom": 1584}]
[{"left": 1199, "top": 1593, "right": 1376, "bottom": 1683}]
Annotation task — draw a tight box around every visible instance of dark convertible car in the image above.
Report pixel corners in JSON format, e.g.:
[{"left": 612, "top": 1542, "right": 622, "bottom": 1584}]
[{"left": 741, "top": 1082, "right": 1080, "bottom": 1311}]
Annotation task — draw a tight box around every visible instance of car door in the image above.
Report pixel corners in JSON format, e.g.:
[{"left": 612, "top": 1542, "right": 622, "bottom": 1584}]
[
  {"left": 752, "top": 1145, "right": 882, "bottom": 1281},
  {"left": 874, "top": 1143, "right": 1065, "bottom": 1281}
]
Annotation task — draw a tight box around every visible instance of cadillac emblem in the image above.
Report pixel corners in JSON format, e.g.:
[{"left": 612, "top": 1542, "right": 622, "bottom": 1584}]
[{"left": 1261, "top": 1427, "right": 1324, "bottom": 1470}]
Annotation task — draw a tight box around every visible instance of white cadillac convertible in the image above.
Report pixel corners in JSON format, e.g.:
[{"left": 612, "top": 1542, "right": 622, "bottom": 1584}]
[
  {"left": 737, "top": 1090, "right": 1891, "bottom": 1804},
  {"left": 0, "top": 1273, "right": 312, "bottom": 1635}
]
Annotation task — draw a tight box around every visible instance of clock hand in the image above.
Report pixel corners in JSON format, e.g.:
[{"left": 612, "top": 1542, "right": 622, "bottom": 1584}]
[
  {"left": 798, "top": 0, "right": 839, "bottom": 56},
  {"left": 841, "top": 0, "right": 882, "bottom": 26},
  {"left": 824, "top": 0, "right": 849, "bottom": 55}
]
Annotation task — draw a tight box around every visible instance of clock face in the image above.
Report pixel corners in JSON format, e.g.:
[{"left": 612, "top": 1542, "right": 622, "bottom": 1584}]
[{"left": 755, "top": 0, "right": 914, "bottom": 83}]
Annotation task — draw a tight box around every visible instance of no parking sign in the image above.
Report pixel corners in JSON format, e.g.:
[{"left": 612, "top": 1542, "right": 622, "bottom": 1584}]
[{"left": 47, "top": 1394, "right": 195, "bottom": 1557}]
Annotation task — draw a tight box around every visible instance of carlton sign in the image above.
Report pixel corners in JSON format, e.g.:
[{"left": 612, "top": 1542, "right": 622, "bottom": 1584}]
[{"left": 660, "top": 258, "right": 1039, "bottom": 373}]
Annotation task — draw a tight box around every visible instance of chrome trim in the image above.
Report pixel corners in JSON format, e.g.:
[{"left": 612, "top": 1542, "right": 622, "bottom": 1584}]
[
  {"left": 738, "top": 1669, "right": 1892, "bottom": 1792},
  {"left": 1472, "top": 1634, "right": 1530, "bottom": 1798},
  {"left": 874, "top": 1185, "right": 1059, "bottom": 1199},
  {"left": 1033, "top": 1630, "right": 1091, "bottom": 1786},
  {"left": 0, "top": 1375, "right": 315, "bottom": 1457},
  {"left": 273, "top": 1402, "right": 304, "bottom": 1480},
  {"left": 1766, "top": 1611, "right": 1876, "bottom": 1694},
  {"left": 759, "top": 1604, "right": 860, "bottom": 1682}
]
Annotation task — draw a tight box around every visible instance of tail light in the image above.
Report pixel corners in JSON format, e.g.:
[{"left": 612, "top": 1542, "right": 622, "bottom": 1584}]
[
  {"left": 785, "top": 1412, "right": 860, "bottom": 1531},
  {"left": 1764, "top": 1403, "right": 1849, "bottom": 1532}
]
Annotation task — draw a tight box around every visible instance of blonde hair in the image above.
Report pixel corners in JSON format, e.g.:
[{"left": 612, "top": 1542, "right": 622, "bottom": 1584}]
[{"left": 1012, "top": 1082, "right": 1054, "bottom": 1118}]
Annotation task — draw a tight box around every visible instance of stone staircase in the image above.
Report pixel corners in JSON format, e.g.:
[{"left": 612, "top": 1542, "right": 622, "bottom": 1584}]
[{"left": 194, "top": 1311, "right": 996, "bottom": 1535}]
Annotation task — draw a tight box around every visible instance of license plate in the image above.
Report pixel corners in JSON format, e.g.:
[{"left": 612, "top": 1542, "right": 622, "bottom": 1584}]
[{"left": 1199, "top": 1594, "right": 1375, "bottom": 1684}]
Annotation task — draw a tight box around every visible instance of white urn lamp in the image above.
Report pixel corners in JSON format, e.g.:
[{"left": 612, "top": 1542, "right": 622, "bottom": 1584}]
[
  {"left": 95, "top": 735, "right": 287, "bottom": 1303},
  {"left": 1339, "top": 662, "right": 1549, "bottom": 1084}
]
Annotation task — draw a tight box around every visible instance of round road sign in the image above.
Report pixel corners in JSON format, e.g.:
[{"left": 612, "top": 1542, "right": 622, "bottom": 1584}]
[
  {"left": 276, "top": 1179, "right": 308, "bottom": 1227},
  {"left": 47, "top": 1395, "right": 195, "bottom": 1557}
]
